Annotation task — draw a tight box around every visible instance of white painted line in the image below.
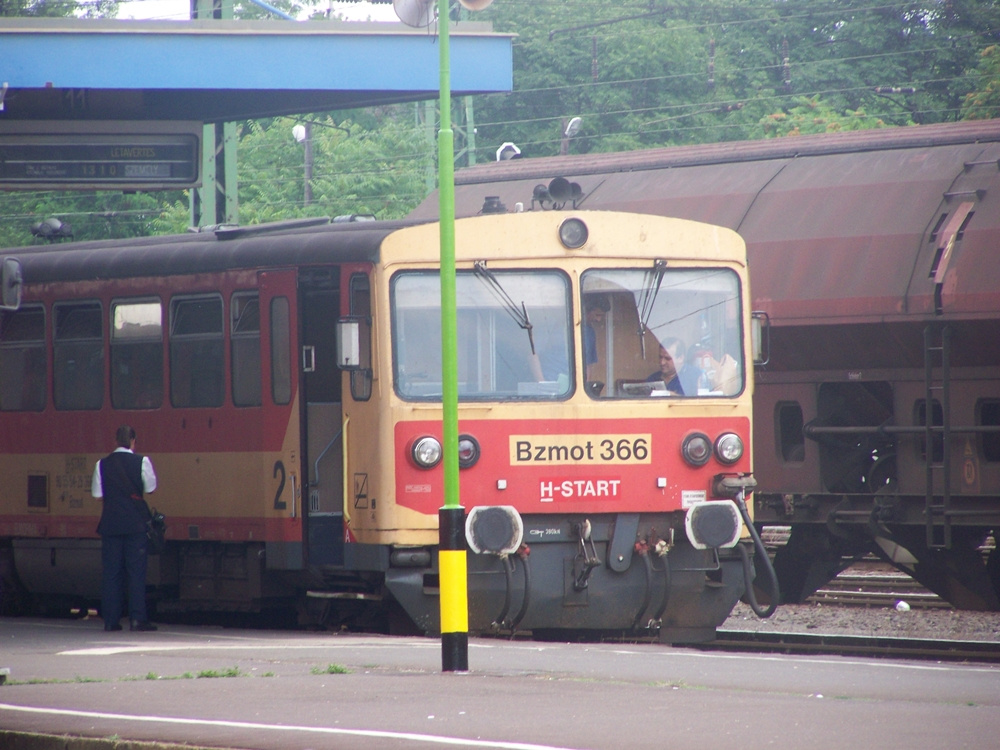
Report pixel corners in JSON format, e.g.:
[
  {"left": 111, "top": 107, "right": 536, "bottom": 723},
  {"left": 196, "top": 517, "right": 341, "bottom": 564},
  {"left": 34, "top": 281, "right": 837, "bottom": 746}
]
[
  {"left": 60, "top": 640, "right": 442, "bottom": 656},
  {"left": 57, "top": 639, "right": 557, "bottom": 657},
  {"left": 0, "top": 703, "right": 583, "bottom": 750}
]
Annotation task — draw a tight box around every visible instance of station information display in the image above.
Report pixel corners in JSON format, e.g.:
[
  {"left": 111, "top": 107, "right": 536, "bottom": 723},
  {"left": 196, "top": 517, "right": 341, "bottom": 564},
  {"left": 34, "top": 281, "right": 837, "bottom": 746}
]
[{"left": 0, "top": 121, "right": 201, "bottom": 190}]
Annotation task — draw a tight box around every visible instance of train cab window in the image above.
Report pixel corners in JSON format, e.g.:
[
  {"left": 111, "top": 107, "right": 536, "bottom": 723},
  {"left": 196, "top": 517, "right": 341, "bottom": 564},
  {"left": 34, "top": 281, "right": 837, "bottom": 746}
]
[
  {"left": 231, "top": 292, "right": 262, "bottom": 407},
  {"left": 916, "top": 399, "right": 944, "bottom": 464},
  {"left": 170, "top": 295, "right": 224, "bottom": 408},
  {"left": 53, "top": 301, "right": 104, "bottom": 411},
  {"left": 581, "top": 268, "right": 743, "bottom": 399},
  {"left": 978, "top": 400, "right": 1000, "bottom": 463},
  {"left": 777, "top": 402, "right": 805, "bottom": 462},
  {"left": 349, "top": 274, "right": 372, "bottom": 402},
  {"left": 111, "top": 300, "right": 163, "bottom": 410},
  {"left": 392, "top": 269, "right": 572, "bottom": 401},
  {"left": 271, "top": 297, "right": 292, "bottom": 405},
  {"left": 0, "top": 304, "right": 47, "bottom": 411}
]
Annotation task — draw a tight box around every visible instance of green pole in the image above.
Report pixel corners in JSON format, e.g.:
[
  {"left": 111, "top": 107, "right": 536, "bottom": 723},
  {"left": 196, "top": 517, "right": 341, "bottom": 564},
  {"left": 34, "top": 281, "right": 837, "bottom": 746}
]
[{"left": 436, "top": 0, "right": 469, "bottom": 673}]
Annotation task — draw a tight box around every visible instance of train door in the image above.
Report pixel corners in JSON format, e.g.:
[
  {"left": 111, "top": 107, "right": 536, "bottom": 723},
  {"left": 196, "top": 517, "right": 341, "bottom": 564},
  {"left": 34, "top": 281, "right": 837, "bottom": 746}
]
[
  {"left": 299, "top": 268, "right": 345, "bottom": 566},
  {"left": 256, "top": 269, "right": 302, "bottom": 573}
]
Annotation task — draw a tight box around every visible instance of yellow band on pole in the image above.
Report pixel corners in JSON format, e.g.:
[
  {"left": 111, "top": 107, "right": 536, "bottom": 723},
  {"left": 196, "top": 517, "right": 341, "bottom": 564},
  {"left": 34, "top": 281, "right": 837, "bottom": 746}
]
[{"left": 438, "top": 549, "right": 468, "bottom": 634}]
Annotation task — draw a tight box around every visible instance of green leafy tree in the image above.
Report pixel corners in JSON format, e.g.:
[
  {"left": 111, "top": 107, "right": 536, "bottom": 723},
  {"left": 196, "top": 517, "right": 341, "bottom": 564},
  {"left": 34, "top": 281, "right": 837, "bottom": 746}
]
[
  {"left": 1, "top": 0, "right": 120, "bottom": 18},
  {"left": 753, "top": 96, "right": 891, "bottom": 138},
  {"left": 962, "top": 45, "right": 1000, "bottom": 119},
  {"left": 0, "top": 190, "right": 184, "bottom": 248},
  {"left": 236, "top": 112, "right": 429, "bottom": 223},
  {"left": 472, "top": 0, "right": 1000, "bottom": 161}
]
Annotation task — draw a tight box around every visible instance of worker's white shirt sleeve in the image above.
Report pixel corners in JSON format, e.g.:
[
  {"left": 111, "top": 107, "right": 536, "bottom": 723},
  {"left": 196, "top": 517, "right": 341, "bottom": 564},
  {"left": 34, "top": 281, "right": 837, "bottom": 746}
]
[
  {"left": 91, "top": 461, "right": 103, "bottom": 498},
  {"left": 142, "top": 457, "right": 157, "bottom": 494}
]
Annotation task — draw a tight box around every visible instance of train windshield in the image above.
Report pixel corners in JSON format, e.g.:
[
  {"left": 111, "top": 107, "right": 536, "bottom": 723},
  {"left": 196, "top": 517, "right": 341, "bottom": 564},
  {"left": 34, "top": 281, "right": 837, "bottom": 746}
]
[
  {"left": 581, "top": 267, "right": 744, "bottom": 398},
  {"left": 392, "top": 269, "right": 572, "bottom": 401}
]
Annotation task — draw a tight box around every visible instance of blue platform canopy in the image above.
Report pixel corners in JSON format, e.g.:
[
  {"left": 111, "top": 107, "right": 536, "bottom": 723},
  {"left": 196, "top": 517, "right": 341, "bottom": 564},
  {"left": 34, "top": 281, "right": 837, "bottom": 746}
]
[{"left": 0, "top": 18, "right": 514, "bottom": 122}]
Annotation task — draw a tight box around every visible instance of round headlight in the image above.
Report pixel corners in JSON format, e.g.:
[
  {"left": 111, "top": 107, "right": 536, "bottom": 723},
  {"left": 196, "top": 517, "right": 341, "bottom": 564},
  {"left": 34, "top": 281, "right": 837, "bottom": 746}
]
[
  {"left": 682, "top": 433, "right": 712, "bottom": 467},
  {"left": 457, "top": 434, "right": 481, "bottom": 469},
  {"left": 558, "top": 218, "right": 588, "bottom": 249},
  {"left": 715, "top": 433, "right": 744, "bottom": 464},
  {"left": 412, "top": 436, "right": 443, "bottom": 468}
]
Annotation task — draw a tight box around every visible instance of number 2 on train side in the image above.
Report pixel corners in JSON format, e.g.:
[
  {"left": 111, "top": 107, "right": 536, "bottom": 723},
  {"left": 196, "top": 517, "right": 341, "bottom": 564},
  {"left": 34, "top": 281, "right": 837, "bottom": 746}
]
[{"left": 272, "top": 460, "right": 287, "bottom": 510}]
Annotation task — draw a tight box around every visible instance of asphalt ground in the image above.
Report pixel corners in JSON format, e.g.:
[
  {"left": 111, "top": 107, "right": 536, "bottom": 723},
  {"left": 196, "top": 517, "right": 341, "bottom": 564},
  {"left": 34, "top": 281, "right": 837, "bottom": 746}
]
[{"left": 1, "top": 616, "right": 999, "bottom": 750}]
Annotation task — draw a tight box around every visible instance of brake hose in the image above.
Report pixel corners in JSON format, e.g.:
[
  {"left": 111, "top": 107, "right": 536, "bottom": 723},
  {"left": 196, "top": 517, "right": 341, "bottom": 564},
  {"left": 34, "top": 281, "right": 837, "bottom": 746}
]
[{"left": 734, "top": 490, "right": 780, "bottom": 618}]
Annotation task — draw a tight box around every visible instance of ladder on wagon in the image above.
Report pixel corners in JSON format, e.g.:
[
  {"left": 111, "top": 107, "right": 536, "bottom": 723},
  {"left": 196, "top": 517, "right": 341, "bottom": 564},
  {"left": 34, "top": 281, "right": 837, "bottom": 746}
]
[{"left": 924, "top": 324, "right": 952, "bottom": 549}]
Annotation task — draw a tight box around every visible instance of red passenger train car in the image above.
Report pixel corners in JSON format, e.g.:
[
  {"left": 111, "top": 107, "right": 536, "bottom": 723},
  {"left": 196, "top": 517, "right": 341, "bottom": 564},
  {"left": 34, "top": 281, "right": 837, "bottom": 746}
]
[
  {"left": 424, "top": 119, "right": 1000, "bottom": 610},
  {"left": 0, "top": 210, "right": 769, "bottom": 643}
]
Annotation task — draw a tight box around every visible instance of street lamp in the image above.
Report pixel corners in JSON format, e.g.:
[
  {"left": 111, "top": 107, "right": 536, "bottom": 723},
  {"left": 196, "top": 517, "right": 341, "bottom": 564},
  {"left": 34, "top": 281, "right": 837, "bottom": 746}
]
[
  {"left": 393, "top": 0, "right": 494, "bottom": 674},
  {"left": 292, "top": 122, "right": 313, "bottom": 207},
  {"left": 496, "top": 141, "right": 521, "bottom": 161},
  {"left": 30, "top": 217, "right": 73, "bottom": 242},
  {"left": 560, "top": 116, "right": 582, "bottom": 156}
]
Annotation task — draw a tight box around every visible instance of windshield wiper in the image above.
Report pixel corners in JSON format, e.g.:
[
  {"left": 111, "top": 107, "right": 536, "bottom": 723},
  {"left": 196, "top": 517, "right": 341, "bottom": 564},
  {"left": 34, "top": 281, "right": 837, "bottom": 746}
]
[
  {"left": 473, "top": 260, "right": 536, "bottom": 354},
  {"left": 636, "top": 259, "right": 667, "bottom": 358}
]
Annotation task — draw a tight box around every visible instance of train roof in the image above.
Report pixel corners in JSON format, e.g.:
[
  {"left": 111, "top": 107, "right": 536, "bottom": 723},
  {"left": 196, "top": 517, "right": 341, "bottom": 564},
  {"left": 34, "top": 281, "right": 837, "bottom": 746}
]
[
  {"left": 2, "top": 217, "right": 418, "bottom": 284},
  {"left": 410, "top": 120, "right": 1000, "bottom": 326}
]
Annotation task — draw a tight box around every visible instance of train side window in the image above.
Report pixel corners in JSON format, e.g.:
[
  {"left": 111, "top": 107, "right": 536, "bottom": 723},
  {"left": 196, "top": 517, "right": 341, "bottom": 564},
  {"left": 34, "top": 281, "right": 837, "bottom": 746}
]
[
  {"left": 349, "top": 274, "right": 372, "bottom": 402},
  {"left": 28, "top": 474, "right": 48, "bottom": 509},
  {"left": 978, "top": 400, "right": 1000, "bottom": 463},
  {"left": 0, "top": 304, "right": 47, "bottom": 411},
  {"left": 231, "top": 292, "right": 262, "bottom": 407},
  {"left": 111, "top": 300, "right": 163, "bottom": 410},
  {"left": 53, "top": 301, "right": 104, "bottom": 411},
  {"left": 271, "top": 297, "right": 291, "bottom": 405},
  {"left": 776, "top": 401, "right": 805, "bottom": 462},
  {"left": 915, "top": 399, "right": 944, "bottom": 464},
  {"left": 928, "top": 212, "right": 948, "bottom": 243},
  {"left": 170, "top": 295, "right": 224, "bottom": 408}
]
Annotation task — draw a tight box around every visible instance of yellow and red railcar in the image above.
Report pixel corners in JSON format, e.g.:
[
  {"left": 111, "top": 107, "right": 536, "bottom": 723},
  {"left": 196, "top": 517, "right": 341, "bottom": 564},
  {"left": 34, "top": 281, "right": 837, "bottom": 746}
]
[
  {"left": 0, "top": 210, "right": 770, "bottom": 642},
  {"left": 432, "top": 121, "right": 1000, "bottom": 611}
]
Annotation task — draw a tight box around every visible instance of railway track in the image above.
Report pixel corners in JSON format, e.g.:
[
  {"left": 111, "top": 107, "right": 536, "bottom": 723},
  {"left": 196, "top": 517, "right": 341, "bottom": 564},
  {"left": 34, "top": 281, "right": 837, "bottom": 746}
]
[
  {"left": 701, "top": 537, "right": 998, "bottom": 661},
  {"left": 760, "top": 526, "right": 955, "bottom": 610},
  {"left": 804, "top": 563, "right": 952, "bottom": 610},
  {"left": 704, "top": 630, "right": 1000, "bottom": 663}
]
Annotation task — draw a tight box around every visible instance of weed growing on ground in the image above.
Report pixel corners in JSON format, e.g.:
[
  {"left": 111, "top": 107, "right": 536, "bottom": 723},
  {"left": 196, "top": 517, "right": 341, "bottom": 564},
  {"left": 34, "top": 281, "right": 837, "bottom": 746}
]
[{"left": 311, "top": 663, "right": 350, "bottom": 675}]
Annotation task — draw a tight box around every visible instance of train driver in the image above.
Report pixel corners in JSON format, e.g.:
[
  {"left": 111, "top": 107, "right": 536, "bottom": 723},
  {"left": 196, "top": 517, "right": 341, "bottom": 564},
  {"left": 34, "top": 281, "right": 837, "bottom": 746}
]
[{"left": 646, "top": 337, "right": 700, "bottom": 396}]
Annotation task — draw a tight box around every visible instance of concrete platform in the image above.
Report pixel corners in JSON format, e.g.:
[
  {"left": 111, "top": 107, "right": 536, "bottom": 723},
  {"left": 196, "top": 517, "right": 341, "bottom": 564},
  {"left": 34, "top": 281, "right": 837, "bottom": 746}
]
[{"left": 1, "top": 616, "right": 998, "bottom": 750}]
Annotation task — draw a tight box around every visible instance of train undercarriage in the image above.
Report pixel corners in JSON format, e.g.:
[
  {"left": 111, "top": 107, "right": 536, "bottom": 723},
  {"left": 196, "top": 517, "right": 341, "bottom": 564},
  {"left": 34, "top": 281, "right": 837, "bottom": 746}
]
[
  {"left": 1, "top": 510, "right": 770, "bottom": 643},
  {"left": 385, "top": 515, "right": 759, "bottom": 645},
  {"left": 755, "top": 492, "right": 1000, "bottom": 611}
]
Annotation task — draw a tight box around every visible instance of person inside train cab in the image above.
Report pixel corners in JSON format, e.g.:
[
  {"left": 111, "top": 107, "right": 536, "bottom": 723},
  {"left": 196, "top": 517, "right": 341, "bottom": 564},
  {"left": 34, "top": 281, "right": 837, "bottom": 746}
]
[
  {"left": 646, "top": 337, "right": 700, "bottom": 396},
  {"left": 701, "top": 350, "right": 741, "bottom": 395},
  {"left": 91, "top": 425, "right": 159, "bottom": 632},
  {"left": 582, "top": 293, "right": 610, "bottom": 382}
]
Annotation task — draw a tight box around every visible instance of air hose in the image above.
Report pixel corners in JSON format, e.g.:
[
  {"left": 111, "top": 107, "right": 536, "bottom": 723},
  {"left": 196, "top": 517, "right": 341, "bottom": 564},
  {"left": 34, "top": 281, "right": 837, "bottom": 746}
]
[
  {"left": 509, "top": 547, "right": 532, "bottom": 634},
  {"left": 491, "top": 555, "right": 514, "bottom": 631},
  {"left": 734, "top": 490, "right": 780, "bottom": 618},
  {"left": 631, "top": 548, "right": 654, "bottom": 630}
]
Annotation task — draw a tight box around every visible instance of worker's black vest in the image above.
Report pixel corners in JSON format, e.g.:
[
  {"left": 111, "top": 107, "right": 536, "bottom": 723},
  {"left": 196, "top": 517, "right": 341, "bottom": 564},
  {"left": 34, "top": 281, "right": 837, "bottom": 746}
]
[{"left": 96, "top": 451, "right": 148, "bottom": 536}]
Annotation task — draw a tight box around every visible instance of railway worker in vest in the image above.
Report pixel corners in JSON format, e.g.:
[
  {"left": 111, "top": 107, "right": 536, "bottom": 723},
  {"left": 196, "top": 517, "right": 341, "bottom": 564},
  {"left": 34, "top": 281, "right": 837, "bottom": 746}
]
[{"left": 91, "top": 425, "right": 158, "bottom": 632}]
